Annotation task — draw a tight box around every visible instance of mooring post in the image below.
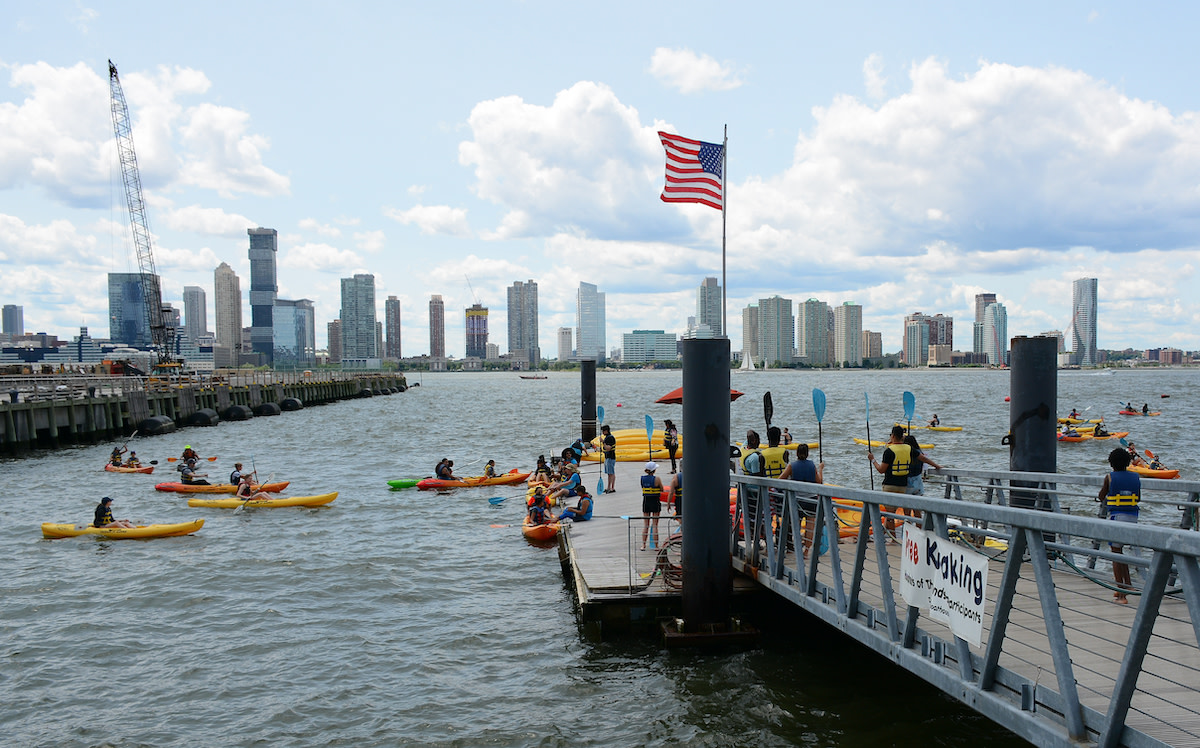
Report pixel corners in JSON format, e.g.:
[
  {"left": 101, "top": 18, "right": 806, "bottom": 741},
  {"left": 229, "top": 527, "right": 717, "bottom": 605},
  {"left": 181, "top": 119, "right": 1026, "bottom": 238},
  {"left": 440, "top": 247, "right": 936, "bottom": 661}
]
[
  {"left": 1009, "top": 336, "right": 1057, "bottom": 523},
  {"left": 580, "top": 359, "right": 597, "bottom": 443},
  {"left": 680, "top": 337, "right": 732, "bottom": 630}
]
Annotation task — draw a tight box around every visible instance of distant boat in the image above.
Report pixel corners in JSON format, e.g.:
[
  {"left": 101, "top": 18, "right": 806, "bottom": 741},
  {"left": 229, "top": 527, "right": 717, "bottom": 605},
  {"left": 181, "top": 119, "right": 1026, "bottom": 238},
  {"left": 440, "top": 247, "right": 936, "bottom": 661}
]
[
  {"left": 519, "top": 374, "right": 548, "bottom": 380},
  {"left": 735, "top": 354, "right": 757, "bottom": 373}
]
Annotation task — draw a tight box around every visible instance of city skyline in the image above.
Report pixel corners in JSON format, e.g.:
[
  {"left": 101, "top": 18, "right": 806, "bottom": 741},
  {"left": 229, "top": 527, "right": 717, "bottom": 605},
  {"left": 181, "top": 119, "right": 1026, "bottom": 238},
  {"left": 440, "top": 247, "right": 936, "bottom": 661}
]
[{"left": 5, "top": 6, "right": 1200, "bottom": 358}]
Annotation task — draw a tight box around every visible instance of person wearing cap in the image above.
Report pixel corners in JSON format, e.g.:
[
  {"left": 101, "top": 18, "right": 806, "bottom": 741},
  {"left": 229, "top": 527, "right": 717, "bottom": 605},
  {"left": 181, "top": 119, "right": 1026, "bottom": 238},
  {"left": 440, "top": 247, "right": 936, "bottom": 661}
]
[
  {"left": 93, "top": 497, "right": 135, "bottom": 528},
  {"left": 600, "top": 425, "right": 617, "bottom": 492},
  {"left": 547, "top": 462, "right": 582, "bottom": 506},
  {"left": 180, "top": 458, "right": 211, "bottom": 486},
  {"left": 556, "top": 483, "right": 593, "bottom": 523},
  {"left": 229, "top": 462, "right": 244, "bottom": 486},
  {"left": 640, "top": 462, "right": 664, "bottom": 551}
]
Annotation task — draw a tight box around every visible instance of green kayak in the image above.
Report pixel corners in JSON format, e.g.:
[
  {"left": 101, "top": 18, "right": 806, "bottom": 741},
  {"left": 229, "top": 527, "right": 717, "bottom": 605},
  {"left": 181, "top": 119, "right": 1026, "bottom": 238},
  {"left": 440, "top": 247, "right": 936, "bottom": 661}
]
[{"left": 387, "top": 479, "right": 420, "bottom": 490}]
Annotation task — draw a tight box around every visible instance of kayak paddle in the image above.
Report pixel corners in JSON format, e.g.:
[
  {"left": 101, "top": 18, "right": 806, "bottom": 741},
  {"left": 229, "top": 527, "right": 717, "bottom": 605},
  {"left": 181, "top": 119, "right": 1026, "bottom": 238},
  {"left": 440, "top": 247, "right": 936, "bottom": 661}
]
[
  {"left": 764, "top": 391, "right": 774, "bottom": 430},
  {"left": 864, "top": 392, "right": 874, "bottom": 491},
  {"left": 167, "top": 455, "right": 218, "bottom": 462},
  {"left": 812, "top": 388, "right": 826, "bottom": 464},
  {"left": 902, "top": 391, "right": 915, "bottom": 435},
  {"left": 645, "top": 414, "right": 654, "bottom": 457},
  {"left": 597, "top": 405, "right": 605, "bottom": 426}
]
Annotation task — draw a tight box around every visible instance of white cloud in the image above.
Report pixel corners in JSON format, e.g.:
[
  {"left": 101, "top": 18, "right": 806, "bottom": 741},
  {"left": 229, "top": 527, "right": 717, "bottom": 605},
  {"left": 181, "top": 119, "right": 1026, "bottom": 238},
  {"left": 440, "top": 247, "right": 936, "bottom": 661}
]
[
  {"left": 299, "top": 218, "right": 342, "bottom": 237},
  {"left": 649, "top": 47, "right": 744, "bottom": 94},
  {"left": 177, "top": 101, "right": 289, "bottom": 197},
  {"left": 0, "top": 213, "right": 96, "bottom": 263},
  {"left": 863, "top": 53, "right": 887, "bottom": 100},
  {"left": 162, "top": 204, "right": 254, "bottom": 237},
  {"left": 354, "top": 229, "right": 386, "bottom": 252},
  {"left": 285, "top": 242, "right": 363, "bottom": 272},
  {"left": 407, "top": 184, "right": 427, "bottom": 195},
  {"left": 70, "top": 3, "right": 99, "bottom": 33},
  {"left": 384, "top": 204, "right": 472, "bottom": 237}
]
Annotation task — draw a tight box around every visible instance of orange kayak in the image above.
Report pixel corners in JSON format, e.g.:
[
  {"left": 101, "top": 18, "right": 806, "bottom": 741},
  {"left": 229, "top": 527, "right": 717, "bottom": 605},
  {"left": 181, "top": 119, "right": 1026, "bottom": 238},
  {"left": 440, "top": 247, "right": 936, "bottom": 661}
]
[
  {"left": 1129, "top": 465, "right": 1180, "bottom": 479},
  {"left": 104, "top": 463, "right": 154, "bottom": 474},
  {"left": 417, "top": 470, "right": 530, "bottom": 490},
  {"left": 154, "top": 481, "right": 290, "bottom": 494},
  {"left": 522, "top": 518, "right": 561, "bottom": 542}
]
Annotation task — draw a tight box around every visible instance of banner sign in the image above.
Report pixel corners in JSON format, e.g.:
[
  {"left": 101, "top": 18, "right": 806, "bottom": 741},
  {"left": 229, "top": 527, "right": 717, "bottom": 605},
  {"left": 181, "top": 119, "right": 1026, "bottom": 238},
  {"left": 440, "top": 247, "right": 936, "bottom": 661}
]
[{"left": 900, "top": 525, "right": 989, "bottom": 646}]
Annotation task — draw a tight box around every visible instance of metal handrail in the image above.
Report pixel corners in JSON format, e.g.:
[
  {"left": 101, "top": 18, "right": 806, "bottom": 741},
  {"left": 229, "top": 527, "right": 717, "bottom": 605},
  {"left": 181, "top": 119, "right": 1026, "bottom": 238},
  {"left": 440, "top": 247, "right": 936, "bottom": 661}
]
[{"left": 730, "top": 469, "right": 1200, "bottom": 748}]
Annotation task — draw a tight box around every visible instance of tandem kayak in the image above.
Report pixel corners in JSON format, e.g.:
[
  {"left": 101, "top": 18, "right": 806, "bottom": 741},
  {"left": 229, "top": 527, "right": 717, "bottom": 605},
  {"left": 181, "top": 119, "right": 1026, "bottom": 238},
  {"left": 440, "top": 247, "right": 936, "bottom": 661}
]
[
  {"left": 387, "top": 479, "right": 420, "bottom": 490},
  {"left": 155, "top": 481, "right": 290, "bottom": 494},
  {"left": 1129, "top": 465, "right": 1180, "bottom": 479},
  {"left": 104, "top": 463, "right": 155, "bottom": 474},
  {"left": 186, "top": 492, "right": 338, "bottom": 508},
  {"left": 1088, "top": 431, "right": 1130, "bottom": 441},
  {"left": 1119, "top": 410, "right": 1161, "bottom": 416},
  {"left": 853, "top": 437, "right": 934, "bottom": 449},
  {"left": 1057, "top": 417, "right": 1104, "bottom": 424},
  {"left": 42, "top": 518, "right": 204, "bottom": 539},
  {"left": 416, "top": 470, "right": 530, "bottom": 490},
  {"left": 894, "top": 423, "right": 964, "bottom": 432},
  {"left": 522, "top": 518, "right": 561, "bottom": 542}
]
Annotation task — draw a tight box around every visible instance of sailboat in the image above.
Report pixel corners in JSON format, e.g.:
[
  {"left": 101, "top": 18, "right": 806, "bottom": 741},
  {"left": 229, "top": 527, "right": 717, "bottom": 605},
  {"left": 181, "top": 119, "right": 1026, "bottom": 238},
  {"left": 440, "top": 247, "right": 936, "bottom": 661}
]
[{"left": 736, "top": 353, "right": 757, "bottom": 373}]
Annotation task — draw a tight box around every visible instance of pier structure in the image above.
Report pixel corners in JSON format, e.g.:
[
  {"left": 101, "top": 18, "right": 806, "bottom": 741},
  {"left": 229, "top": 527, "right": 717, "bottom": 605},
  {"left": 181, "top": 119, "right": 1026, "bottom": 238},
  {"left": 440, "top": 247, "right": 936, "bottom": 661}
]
[{"left": 0, "top": 369, "right": 406, "bottom": 453}]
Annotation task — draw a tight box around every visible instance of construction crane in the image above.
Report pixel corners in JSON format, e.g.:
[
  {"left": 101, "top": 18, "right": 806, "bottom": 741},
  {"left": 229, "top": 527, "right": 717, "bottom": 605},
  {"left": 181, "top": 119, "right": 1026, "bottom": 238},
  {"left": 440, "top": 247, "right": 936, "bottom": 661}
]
[
  {"left": 108, "top": 59, "right": 175, "bottom": 368},
  {"left": 465, "top": 274, "right": 480, "bottom": 304}
]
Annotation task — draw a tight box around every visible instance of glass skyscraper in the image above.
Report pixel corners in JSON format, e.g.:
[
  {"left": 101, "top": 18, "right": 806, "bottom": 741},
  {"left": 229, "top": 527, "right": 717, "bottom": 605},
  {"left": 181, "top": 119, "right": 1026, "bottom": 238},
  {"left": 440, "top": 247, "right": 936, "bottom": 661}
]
[
  {"left": 214, "top": 262, "right": 242, "bottom": 355},
  {"left": 108, "top": 272, "right": 156, "bottom": 347},
  {"left": 340, "top": 274, "right": 377, "bottom": 360},
  {"left": 575, "top": 282, "right": 606, "bottom": 363},
  {"left": 507, "top": 280, "right": 540, "bottom": 368},
  {"left": 248, "top": 228, "right": 278, "bottom": 365},
  {"left": 272, "top": 299, "right": 315, "bottom": 369},
  {"left": 696, "top": 277, "right": 723, "bottom": 338},
  {"left": 1072, "top": 277, "right": 1098, "bottom": 366},
  {"left": 183, "top": 286, "right": 207, "bottom": 344}
]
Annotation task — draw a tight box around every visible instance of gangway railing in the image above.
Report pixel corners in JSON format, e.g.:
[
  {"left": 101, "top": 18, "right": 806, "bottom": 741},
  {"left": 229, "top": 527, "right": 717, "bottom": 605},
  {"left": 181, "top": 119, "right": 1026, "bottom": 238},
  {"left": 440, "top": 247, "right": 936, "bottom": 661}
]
[{"left": 730, "top": 469, "right": 1200, "bottom": 748}]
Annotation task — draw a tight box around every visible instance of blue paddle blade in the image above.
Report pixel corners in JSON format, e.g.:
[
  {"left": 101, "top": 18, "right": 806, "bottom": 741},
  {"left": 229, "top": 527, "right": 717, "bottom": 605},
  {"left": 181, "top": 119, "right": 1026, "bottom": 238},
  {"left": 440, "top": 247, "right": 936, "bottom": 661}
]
[
  {"left": 864, "top": 392, "right": 871, "bottom": 421},
  {"left": 645, "top": 414, "right": 654, "bottom": 443},
  {"left": 597, "top": 478, "right": 604, "bottom": 496},
  {"left": 812, "top": 388, "right": 827, "bottom": 423},
  {"left": 597, "top": 405, "right": 605, "bottom": 425},
  {"left": 488, "top": 496, "right": 506, "bottom": 505},
  {"left": 903, "top": 391, "right": 916, "bottom": 421}
]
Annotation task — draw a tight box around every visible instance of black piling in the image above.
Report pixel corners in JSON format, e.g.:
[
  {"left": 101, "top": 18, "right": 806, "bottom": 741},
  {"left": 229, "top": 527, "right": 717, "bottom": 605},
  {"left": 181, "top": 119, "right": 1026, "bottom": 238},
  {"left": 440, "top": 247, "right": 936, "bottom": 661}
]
[
  {"left": 580, "top": 359, "right": 597, "bottom": 443},
  {"left": 1008, "top": 336, "right": 1057, "bottom": 519}
]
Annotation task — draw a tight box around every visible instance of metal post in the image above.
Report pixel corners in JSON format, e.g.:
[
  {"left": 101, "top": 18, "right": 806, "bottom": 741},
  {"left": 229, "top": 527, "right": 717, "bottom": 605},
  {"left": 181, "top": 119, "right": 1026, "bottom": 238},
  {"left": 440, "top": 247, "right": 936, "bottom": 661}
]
[
  {"left": 680, "top": 337, "right": 732, "bottom": 629},
  {"left": 580, "top": 359, "right": 597, "bottom": 443},
  {"left": 1009, "top": 336, "right": 1057, "bottom": 529}
]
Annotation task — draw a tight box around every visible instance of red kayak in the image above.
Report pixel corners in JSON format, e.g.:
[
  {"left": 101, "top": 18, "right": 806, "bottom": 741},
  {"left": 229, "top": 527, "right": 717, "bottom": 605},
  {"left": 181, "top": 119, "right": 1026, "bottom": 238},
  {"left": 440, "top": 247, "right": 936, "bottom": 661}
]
[
  {"left": 1119, "top": 410, "right": 1160, "bottom": 416},
  {"left": 154, "top": 481, "right": 290, "bottom": 494},
  {"left": 417, "top": 469, "right": 531, "bottom": 490}
]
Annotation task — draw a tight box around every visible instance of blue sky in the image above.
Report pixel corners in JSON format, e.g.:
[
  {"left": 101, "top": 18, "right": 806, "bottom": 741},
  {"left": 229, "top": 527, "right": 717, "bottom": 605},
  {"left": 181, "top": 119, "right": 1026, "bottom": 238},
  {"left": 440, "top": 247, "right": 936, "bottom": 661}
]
[{"left": 3, "top": 1, "right": 1199, "bottom": 357}]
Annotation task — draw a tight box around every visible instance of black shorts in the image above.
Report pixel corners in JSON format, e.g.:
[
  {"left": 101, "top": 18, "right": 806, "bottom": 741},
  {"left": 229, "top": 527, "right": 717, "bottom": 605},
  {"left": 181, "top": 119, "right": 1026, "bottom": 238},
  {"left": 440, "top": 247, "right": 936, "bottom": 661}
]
[{"left": 642, "top": 494, "right": 662, "bottom": 514}]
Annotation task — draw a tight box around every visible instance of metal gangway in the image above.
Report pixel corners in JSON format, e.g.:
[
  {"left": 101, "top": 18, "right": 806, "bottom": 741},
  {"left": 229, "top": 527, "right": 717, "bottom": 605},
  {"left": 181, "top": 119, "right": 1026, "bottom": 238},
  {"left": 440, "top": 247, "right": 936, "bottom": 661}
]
[{"left": 731, "top": 468, "right": 1200, "bottom": 748}]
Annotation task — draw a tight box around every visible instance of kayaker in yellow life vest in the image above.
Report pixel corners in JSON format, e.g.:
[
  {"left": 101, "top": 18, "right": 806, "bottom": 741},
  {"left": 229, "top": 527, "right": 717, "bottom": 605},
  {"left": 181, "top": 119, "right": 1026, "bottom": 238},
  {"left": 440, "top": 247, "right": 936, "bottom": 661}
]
[
  {"left": 93, "top": 497, "right": 135, "bottom": 528},
  {"left": 868, "top": 425, "right": 914, "bottom": 538},
  {"left": 760, "top": 427, "right": 789, "bottom": 478},
  {"left": 1097, "top": 447, "right": 1141, "bottom": 604}
]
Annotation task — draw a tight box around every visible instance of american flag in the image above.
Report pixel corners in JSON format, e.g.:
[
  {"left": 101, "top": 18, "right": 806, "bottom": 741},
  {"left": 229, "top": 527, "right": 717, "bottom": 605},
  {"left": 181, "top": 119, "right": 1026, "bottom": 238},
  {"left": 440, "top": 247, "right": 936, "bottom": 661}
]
[{"left": 658, "top": 131, "right": 724, "bottom": 211}]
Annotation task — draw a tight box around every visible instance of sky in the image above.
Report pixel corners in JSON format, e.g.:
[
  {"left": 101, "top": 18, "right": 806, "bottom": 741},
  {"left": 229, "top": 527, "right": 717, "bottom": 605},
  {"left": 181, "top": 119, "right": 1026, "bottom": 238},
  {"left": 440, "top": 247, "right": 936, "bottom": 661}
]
[{"left": 3, "top": 1, "right": 1200, "bottom": 358}]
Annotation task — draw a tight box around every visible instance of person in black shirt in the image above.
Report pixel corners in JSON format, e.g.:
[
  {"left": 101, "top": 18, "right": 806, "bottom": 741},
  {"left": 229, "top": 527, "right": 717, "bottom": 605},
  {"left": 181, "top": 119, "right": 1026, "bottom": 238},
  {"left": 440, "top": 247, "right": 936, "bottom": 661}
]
[{"left": 93, "top": 497, "right": 135, "bottom": 528}]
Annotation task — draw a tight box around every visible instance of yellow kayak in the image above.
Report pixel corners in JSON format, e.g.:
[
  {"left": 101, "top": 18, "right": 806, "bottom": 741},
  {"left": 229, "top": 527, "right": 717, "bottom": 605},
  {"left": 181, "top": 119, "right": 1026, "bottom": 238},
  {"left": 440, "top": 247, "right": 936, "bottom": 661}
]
[
  {"left": 737, "top": 441, "right": 818, "bottom": 451},
  {"left": 42, "top": 519, "right": 204, "bottom": 539},
  {"left": 894, "top": 423, "right": 963, "bottom": 432},
  {"left": 186, "top": 492, "right": 338, "bottom": 509},
  {"left": 854, "top": 437, "right": 934, "bottom": 449},
  {"left": 583, "top": 449, "right": 673, "bottom": 462}
]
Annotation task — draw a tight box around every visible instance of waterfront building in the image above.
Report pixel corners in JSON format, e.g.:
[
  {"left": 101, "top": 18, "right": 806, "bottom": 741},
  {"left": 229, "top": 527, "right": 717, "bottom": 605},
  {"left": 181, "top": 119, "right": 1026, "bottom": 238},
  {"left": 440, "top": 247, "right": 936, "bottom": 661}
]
[
  {"left": 557, "top": 326, "right": 572, "bottom": 362},
  {"left": 1072, "top": 277, "right": 1098, "bottom": 366},
  {"left": 973, "top": 292, "right": 997, "bottom": 354},
  {"left": 507, "top": 280, "right": 540, "bottom": 368},
  {"left": 742, "top": 304, "right": 760, "bottom": 366},
  {"left": 340, "top": 274, "right": 377, "bottom": 359},
  {"left": 576, "top": 282, "right": 606, "bottom": 363},
  {"left": 429, "top": 295, "right": 445, "bottom": 358},
  {"left": 2, "top": 304, "right": 23, "bottom": 336},
  {"left": 327, "top": 320, "right": 341, "bottom": 363},
  {"left": 904, "top": 317, "right": 930, "bottom": 367},
  {"left": 183, "top": 285, "right": 207, "bottom": 344},
  {"left": 861, "top": 330, "right": 883, "bottom": 359},
  {"left": 797, "top": 298, "right": 830, "bottom": 365},
  {"left": 696, "top": 277, "right": 723, "bottom": 338},
  {"left": 833, "top": 301, "right": 862, "bottom": 367},
  {"left": 248, "top": 227, "right": 278, "bottom": 365},
  {"left": 107, "top": 272, "right": 157, "bottom": 347},
  {"left": 622, "top": 329, "right": 677, "bottom": 363},
  {"left": 214, "top": 262, "right": 242, "bottom": 357},
  {"left": 384, "top": 296, "right": 402, "bottom": 359},
  {"left": 273, "top": 299, "right": 315, "bottom": 369},
  {"left": 758, "top": 296, "right": 794, "bottom": 368},
  {"left": 982, "top": 302, "right": 1008, "bottom": 366},
  {"left": 465, "top": 303, "right": 488, "bottom": 359}
]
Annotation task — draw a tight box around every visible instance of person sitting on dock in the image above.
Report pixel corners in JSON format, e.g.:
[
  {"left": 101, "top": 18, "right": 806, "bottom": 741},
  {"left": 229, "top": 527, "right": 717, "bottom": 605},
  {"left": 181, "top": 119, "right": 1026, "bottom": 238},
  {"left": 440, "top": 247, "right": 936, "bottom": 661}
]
[
  {"left": 568, "top": 437, "right": 590, "bottom": 460},
  {"left": 928, "top": 414, "right": 940, "bottom": 427},
  {"left": 556, "top": 484, "right": 593, "bottom": 523},
  {"left": 1097, "top": 447, "right": 1140, "bottom": 604},
  {"left": 547, "top": 463, "right": 582, "bottom": 506},
  {"left": 93, "top": 497, "right": 135, "bottom": 529},
  {"left": 236, "top": 473, "right": 272, "bottom": 502},
  {"left": 124, "top": 451, "right": 141, "bottom": 468},
  {"left": 484, "top": 460, "right": 497, "bottom": 478},
  {"left": 180, "top": 458, "right": 211, "bottom": 486},
  {"left": 527, "top": 491, "right": 553, "bottom": 526},
  {"left": 110, "top": 446, "right": 126, "bottom": 466}
]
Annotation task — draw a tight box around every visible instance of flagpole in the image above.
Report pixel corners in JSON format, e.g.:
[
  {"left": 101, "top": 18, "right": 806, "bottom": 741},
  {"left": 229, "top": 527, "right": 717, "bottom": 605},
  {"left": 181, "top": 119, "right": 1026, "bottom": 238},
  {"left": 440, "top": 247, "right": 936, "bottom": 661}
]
[{"left": 721, "top": 124, "right": 728, "bottom": 344}]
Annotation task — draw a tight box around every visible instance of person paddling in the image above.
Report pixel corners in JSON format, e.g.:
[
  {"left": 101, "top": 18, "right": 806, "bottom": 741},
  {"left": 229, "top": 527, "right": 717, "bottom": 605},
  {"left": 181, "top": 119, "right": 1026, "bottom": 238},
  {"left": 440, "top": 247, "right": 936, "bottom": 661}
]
[{"left": 236, "top": 472, "right": 272, "bottom": 502}]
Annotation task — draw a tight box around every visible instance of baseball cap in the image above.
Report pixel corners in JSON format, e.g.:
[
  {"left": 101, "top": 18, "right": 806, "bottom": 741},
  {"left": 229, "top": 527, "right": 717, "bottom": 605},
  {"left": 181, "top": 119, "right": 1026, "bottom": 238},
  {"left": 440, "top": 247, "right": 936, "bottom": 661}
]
[{"left": 645, "top": 462, "right": 658, "bottom": 472}]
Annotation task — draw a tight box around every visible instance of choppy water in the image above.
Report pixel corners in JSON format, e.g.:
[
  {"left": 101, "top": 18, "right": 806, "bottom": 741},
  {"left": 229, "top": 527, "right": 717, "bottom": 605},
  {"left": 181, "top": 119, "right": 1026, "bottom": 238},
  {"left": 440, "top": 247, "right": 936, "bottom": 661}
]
[{"left": 2, "top": 368, "right": 1194, "bottom": 746}]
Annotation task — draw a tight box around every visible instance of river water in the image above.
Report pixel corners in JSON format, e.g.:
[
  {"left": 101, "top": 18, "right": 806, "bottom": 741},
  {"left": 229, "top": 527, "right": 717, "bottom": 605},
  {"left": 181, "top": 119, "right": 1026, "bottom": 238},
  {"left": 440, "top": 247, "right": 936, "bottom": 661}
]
[{"left": 2, "top": 367, "right": 1194, "bottom": 746}]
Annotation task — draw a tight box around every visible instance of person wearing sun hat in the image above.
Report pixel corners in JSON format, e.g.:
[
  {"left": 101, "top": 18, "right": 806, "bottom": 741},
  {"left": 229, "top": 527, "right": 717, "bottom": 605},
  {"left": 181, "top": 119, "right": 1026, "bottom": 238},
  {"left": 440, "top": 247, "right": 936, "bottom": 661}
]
[
  {"left": 639, "top": 462, "right": 664, "bottom": 551},
  {"left": 547, "top": 462, "right": 582, "bottom": 507}
]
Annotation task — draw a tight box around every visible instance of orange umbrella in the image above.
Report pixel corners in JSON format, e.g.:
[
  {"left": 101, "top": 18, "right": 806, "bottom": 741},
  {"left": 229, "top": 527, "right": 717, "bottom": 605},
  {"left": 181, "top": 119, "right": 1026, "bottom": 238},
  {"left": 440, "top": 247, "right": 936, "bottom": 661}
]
[{"left": 655, "top": 387, "right": 745, "bottom": 404}]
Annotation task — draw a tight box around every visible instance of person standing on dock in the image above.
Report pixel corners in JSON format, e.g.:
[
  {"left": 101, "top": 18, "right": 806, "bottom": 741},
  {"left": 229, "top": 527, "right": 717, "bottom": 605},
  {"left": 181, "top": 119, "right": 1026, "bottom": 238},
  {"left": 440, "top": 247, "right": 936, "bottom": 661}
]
[
  {"left": 600, "top": 425, "right": 617, "bottom": 493},
  {"left": 1097, "top": 447, "right": 1141, "bottom": 604},
  {"left": 663, "top": 420, "right": 680, "bottom": 474},
  {"left": 903, "top": 434, "right": 942, "bottom": 497},
  {"left": 780, "top": 443, "right": 823, "bottom": 554},
  {"left": 640, "top": 462, "right": 664, "bottom": 551},
  {"left": 868, "top": 425, "right": 913, "bottom": 539},
  {"left": 669, "top": 467, "right": 682, "bottom": 518}
]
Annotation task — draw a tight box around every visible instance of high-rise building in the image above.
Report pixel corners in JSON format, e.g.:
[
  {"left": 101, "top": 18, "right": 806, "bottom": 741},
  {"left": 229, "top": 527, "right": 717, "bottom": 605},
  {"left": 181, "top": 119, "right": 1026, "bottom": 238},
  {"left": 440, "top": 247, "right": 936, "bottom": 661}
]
[
  {"left": 742, "top": 304, "right": 760, "bottom": 365},
  {"left": 214, "top": 262, "right": 242, "bottom": 355},
  {"left": 833, "top": 301, "right": 862, "bottom": 367},
  {"left": 622, "top": 330, "right": 677, "bottom": 363},
  {"left": 797, "top": 298, "right": 830, "bottom": 365},
  {"left": 248, "top": 227, "right": 278, "bottom": 365},
  {"left": 557, "top": 326, "right": 572, "bottom": 361},
  {"left": 340, "top": 274, "right": 377, "bottom": 359},
  {"left": 507, "top": 280, "right": 540, "bottom": 368},
  {"left": 327, "top": 319, "right": 342, "bottom": 363},
  {"left": 576, "top": 282, "right": 606, "bottom": 362},
  {"left": 696, "top": 277, "right": 723, "bottom": 338},
  {"left": 376, "top": 321, "right": 383, "bottom": 360},
  {"left": 108, "top": 272, "right": 157, "bottom": 347},
  {"left": 861, "top": 330, "right": 883, "bottom": 359},
  {"left": 973, "top": 292, "right": 997, "bottom": 354},
  {"left": 273, "top": 299, "right": 315, "bottom": 369},
  {"left": 429, "top": 295, "right": 445, "bottom": 358},
  {"left": 982, "top": 302, "right": 1008, "bottom": 366},
  {"left": 465, "top": 303, "right": 488, "bottom": 358},
  {"left": 904, "top": 318, "right": 930, "bottom": 367},
  {"left": 384, "top": 296, "right": 402, "bottom": 359},
  {"left": 929, "top": 314, "right": 953, "bottom": 348},
  {"left": 1072, "top": 277, "right": 1098, "bottom": 366},
  {"left": 757, "top": 296, "right": 794, "bottom": 367},
  {"left": 183, "top": 286, "right": 207, "bottom": 344},
  {"left": 2, "top": 305, "right": 23, "bottom": 336}
]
